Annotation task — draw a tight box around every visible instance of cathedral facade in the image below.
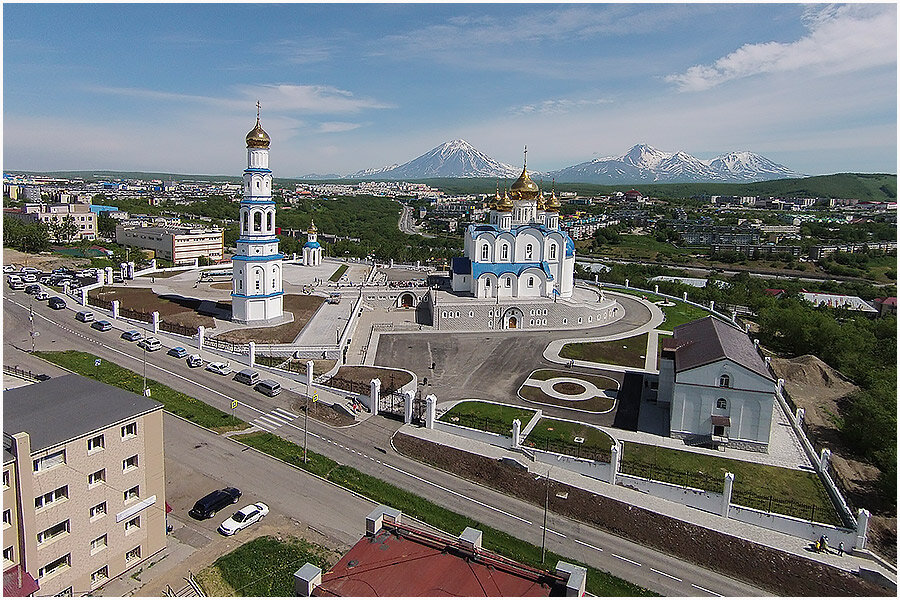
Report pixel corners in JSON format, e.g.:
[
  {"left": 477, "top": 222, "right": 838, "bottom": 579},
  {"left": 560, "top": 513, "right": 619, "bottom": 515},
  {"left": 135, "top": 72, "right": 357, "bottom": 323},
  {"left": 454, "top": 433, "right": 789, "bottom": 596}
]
[{"left": 231, "top": 107, "right": 284, "bottom": 323}]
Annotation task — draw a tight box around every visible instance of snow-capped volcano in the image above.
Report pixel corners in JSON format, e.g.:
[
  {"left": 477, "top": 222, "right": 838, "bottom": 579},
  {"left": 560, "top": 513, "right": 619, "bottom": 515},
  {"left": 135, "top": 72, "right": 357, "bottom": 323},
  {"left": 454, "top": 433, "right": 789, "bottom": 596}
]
[
  {"left": 550, "top": 144, "right": 803, "bottom": 184},
  {"left": 348, "top": 140, "right": 521, "bottom": 179}
]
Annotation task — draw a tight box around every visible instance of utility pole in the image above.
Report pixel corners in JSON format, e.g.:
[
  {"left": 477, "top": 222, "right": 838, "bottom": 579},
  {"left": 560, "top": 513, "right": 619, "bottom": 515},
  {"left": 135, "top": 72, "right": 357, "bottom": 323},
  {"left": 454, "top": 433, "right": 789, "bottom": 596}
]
[
  {"left": 29, "top": 300, "right": 35, "bottom": 353},
  {"left": 541, "top": 467, "right": 551, "bottom": 563},
  {"left": 303, "top": 392, "right": 311, "bottom": 463},
  {"left": 142, "top": 344, "right": 147, "bottom": 395}
]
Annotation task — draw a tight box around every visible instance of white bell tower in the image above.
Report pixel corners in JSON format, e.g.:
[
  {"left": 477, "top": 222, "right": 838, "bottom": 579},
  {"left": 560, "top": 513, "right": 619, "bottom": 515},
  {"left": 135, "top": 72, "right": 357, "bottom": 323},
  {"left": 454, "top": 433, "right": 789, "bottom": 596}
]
[{"left": 231, "top": 103, "right": 284, "bottom": 323}]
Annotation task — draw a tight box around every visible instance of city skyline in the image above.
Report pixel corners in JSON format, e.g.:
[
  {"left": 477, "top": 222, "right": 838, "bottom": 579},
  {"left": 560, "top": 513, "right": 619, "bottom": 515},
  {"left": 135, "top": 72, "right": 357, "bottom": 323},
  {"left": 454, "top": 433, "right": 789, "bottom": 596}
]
[{"left": 3, "top": 3, "right": 897, "bottom": 177}]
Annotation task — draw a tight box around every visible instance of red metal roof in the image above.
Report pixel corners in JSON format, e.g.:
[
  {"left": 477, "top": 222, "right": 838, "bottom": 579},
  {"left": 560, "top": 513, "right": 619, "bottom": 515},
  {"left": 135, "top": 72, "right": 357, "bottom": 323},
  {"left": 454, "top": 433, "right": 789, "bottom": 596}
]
[
  {"left": 315, "top": 525, "right": 558, "bottom": 597},
  {"left": 3, "top": 565, "right": 39, "bottom": 597}
]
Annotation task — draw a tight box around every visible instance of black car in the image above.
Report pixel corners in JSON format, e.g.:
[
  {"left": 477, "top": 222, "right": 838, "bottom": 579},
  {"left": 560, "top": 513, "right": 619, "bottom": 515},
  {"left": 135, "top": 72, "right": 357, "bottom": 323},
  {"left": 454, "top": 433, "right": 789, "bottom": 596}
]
[
  {"left": 24, "top": 284, "right": 41, "bottom": 295},
  {"left": 48, "top": 297, "right": 66, "bottom": 310},
  {"left": 189, "top": 487, "right": 242, "bottom": 520}
]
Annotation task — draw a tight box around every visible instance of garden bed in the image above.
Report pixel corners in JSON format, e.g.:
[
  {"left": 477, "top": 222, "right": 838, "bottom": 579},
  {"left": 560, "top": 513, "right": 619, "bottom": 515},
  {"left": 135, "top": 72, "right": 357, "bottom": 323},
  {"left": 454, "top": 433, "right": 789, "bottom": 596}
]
[
  {"left": 560, "top": 333, "right": 648, "bottom": 368},
  {"left": 89, "top": 286, "right": 217, "bottom": 328},
  {"left": 214, "top": 294, "right": 325, "bottom": 344},
  {"left": 438, "top": 400, "right": 536, "bottom": 436}
]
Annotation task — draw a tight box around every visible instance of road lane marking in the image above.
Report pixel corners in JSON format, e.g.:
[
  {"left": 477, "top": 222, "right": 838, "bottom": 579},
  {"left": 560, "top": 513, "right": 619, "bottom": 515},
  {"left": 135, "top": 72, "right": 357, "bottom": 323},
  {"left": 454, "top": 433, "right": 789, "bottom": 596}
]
[
  {"left": 611, "top": 553, "right": 641, "bottom": 567},
  {"left": 691, "top": 584, "right": 722, "bottom": 596},
  {"left": 650, "top": 568, "right": 682, "bottom": 582},
  {"left": 547, "top": 528, "right": 567, "bottom": 538},
  {"left": 573, "top": 539, "right": 603, "bottom": 552},
  {"left": 261, "top": 412, "right": 291, "bottom": 425},
  {"left": 257, "top": 416, "right": 285, "bottom": 428},
  {"left": 252, "top": 420, "right": 279, "bottom": 432},
  {"left": 272, "top": 407, "right": 299, "bottom": 420}
]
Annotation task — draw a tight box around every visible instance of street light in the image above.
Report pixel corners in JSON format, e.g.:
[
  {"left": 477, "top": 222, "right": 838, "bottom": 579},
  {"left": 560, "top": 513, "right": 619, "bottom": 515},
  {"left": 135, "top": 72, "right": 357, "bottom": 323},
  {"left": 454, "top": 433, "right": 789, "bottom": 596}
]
[
  {"left": 541, "top": 466, "right": 551, "bottom": 563},
  {"left": 142, "top": 343, "right": 147, "bottom": 395}
]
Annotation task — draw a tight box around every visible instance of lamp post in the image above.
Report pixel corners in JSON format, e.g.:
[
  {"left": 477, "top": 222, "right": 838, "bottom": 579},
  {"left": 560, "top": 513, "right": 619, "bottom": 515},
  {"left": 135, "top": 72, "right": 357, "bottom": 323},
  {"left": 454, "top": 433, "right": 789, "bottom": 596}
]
[
  {"left": 303, "top": 392, "right": 311, "bottom": 463},
  {"left": 142, "top": 343, "right": 147, "bottom": 395},
  {"left": 541, "top": 466, "right": 551, "bottom": 563}
]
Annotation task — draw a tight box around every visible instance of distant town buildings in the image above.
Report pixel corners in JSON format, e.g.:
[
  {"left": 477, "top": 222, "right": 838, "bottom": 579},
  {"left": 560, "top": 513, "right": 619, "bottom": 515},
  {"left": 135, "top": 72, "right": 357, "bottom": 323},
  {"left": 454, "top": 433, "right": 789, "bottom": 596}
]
[
  {"left": 5, "top": 203, "right": 97, "bottom": 241},
  {"left": 3, "top": 375, "right": 166, "bottom": 597},
  {"left": 115, "top": 224, "right": 224, "bottom": 265}
]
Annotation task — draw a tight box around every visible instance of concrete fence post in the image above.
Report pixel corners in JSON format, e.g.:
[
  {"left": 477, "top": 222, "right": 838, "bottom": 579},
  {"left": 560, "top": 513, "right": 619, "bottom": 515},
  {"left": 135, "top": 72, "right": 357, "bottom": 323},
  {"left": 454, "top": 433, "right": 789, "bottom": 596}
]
[
  {"left": 777, "top": 378, "right": 785, "bottom": 394},
  {"left": 722, "top": 472, "right": 735, "bottom": 518},
  {"left": 709, "top": 300, "right": 715, "bottom": 312},
  {"left": 126, "top": 262, "right": 135, "bottom": 279},
  {"left": 105, "top": 266, "right": 113, "bottom": 285},
  {"left": 682, "top": 291, "right": 688, "bottom": 301},
  {"left": 150, "top": 259, "right": 157, "bottom": 270},
  {"left": 425, "top": 394, "right": 437, "bottom": 429},
  {"left": 654, "top": 284, "right": 659, "bottom": 294},
  {"left": 111, "top": 300, "right": 119, "bottom": 320},
  {"left": 609, "top": 442, "right": 620, "bottom": 485},
  {"left": 795, "top": 407, "right": 805, "bottom": 427},
  {"left": 197, "top": 325, "right": 205, "bottom": 350},
  {"left": 594, "top": 274, "right": 599, "bottom": 283},
  {"left": 151, "top": 311, "right": 160, "bottom": 334},
  {"left": 80, "top": 288, "right": 88, "bottom": 306},
  {"left": 248, "top": 342, "right": 255, "bottom": 367},
  {"left": 819, "top": 448, "right": 831, "bottom": 472},
  {"left": 624, "top": 278, "right": 629, "bottom": 288},
  {"left": 306, "top": 360, "right": 314, "bottom": 397},
  {"left": 120, "top": 262, "right": 128, "bottom": 280},
  {"left": 370, "top": 378, "right": 381, "bottom": 417},
  {"left": 855, "top": 508, "right": 870, "bottom": 549},
  {"left": 97, "top": 270, "right": 105, "bottom": 286},
  {"left": 403, "top": 390, "right": 415, "bottom": 424},
  {"left": 511, "top": 419, "right": 521, "bottom": 448}
]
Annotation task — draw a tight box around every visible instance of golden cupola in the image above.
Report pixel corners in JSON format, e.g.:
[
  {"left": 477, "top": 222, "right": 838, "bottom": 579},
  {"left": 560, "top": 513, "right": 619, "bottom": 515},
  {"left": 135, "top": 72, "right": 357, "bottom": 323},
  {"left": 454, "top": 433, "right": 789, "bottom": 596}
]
[
  {"left": 497, "top": 189, "right": 514, "bottom": 212},
  {"left": 546, "top": 190, "right": 561, "bottom": 212},
  {"left": 509, "top": 146, "right": 540, "bottom": 200},
  {"left": 246, "top": 103, "right": 271, "bottom": 149},
  {"left": 308, "top": 219, "right": 318, "bottom": 234}
]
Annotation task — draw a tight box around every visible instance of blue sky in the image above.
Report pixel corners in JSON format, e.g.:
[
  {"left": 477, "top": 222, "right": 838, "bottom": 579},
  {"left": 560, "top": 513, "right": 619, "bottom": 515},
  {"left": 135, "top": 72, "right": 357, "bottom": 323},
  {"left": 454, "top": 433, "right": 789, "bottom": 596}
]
[{"left": 3, "top": 3, "right": 896, "bottom": 177}]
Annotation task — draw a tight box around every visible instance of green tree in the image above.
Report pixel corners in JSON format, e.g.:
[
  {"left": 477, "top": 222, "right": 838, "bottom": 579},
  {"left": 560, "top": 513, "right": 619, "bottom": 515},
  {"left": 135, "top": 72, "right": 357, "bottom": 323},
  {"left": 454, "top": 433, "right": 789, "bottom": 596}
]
[{"left": 97, "top": 213, "right": 118, "bottom": 237}]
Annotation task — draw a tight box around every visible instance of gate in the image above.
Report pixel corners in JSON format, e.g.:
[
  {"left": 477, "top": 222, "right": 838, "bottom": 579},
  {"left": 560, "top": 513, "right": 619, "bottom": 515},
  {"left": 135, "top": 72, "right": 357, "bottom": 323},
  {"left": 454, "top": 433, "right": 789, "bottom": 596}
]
[
  {"left": 411, "top": 390, "right": 425, "bottom": 425},
  {"left": 378, "top": 390, "right": 406, "bottom": 422}
]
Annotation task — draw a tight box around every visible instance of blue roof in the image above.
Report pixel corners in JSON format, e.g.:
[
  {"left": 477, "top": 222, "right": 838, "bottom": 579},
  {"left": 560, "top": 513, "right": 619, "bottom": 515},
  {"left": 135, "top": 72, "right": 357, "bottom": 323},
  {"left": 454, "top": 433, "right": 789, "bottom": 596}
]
[
  {"left": 468, "top": 223, "right": 575, "bottom": 258},
  {"left": 451, "top": 257, "right": 471, "bottom": 275},
  {"left": 304, "top": 241, "right": 321, "bottom": 249},
  {"left": 471, "top": 261, "right": 553, "bottom": 281}
]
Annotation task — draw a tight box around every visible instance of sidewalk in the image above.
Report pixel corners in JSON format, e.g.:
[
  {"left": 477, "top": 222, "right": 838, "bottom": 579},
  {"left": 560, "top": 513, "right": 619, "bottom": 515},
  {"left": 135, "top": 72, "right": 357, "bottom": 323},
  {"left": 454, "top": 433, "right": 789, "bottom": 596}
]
[{"left": 396, "top": 423, "right": 895, "bottom": 582}]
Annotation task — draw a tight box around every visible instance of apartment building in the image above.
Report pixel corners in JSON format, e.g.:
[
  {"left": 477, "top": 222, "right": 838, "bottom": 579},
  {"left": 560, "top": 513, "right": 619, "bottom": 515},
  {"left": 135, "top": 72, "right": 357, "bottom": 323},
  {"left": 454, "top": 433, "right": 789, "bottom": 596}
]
[
  {"left": 6, "top": 203, "right": 97, "bottom": 241},
  {"left": 3, "top": 375, "right": 165, "bottom": 596},
  {"left": 116, "top": 224, "right": 224, "bottom": 264}
]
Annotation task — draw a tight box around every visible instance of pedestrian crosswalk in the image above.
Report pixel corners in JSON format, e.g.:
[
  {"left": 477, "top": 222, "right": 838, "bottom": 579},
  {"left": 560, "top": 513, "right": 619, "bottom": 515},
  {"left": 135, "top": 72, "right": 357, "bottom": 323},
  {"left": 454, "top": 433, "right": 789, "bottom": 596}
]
[{"left": 252, "top": 407, "right": 299, "bottom": 431}]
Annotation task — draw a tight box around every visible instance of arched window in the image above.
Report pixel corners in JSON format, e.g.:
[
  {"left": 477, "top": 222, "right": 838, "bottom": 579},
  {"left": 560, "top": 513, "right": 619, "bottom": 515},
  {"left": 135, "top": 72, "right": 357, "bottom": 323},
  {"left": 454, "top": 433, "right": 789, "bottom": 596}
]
[
  {"left": 719, "top": 374, "right": 731, "bottom": 388},
  {"left": 501, "top": 245, "right": 509, "bottom": 260},
  {"left": 254, "top": 211, "right": 262, "bottom": 231},
  {"left": 505, "top": 277, "right": 511, "bottom": 287},
  {"left": 242, "top": 211, "right": 249, "bottom": 232},
  {"left": 481, "top": 244, "right": 489, "bottom": 261},
  {"left": 528, "top": 277, "right": 534, "bottom": 288},
  {"left": 254, "top": 268, "right": 262, "bottom": 291},
  {"left": 716, "top": 398, "right": 727, "bottom": 410},
  {"left": 525, "top": 244, "right": 533, "bottom": 260},
  {"left": 485, "top": 278, "right": 491, "bottom": 287},
  {"left": 267, "top": 211, "right": 273, "bottom": 231},
  {"left": 549, "top": 244, "right": 556, "bottom": 260},
  {"left": 255, "top": 180, "right": 260, "bottom": 189}
]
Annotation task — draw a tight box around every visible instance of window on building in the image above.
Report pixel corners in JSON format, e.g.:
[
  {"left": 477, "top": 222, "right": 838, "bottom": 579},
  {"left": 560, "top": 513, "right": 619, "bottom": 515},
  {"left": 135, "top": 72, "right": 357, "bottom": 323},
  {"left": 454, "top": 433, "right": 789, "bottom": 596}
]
[
  {"left": 481, "top": 245, "right": 488, "bottom": 260},
  {"left": 549, "top": 244, "right": 556, "bottom": 260},
  {"left": 54, "top": 587, "right": 73, "bottom": 597},
  {"left": 87, "top": 434, "right": 104, "bottom": 453},
  {"left": 37, "top": 520, "right": 70, "bottom": 545},
  {"left": 121, "top": 422, "right": 137, "bottom": 439},
  {"left": 505, "top": 277, "right": 511, "bottom": 287},
  {"left": 243, "top": 211, "right": 248, "bottom": 231},
  {"left": 3, "top": 546, "right": 13, "bottom": 564},
  {"left": 91, "top": 566, "right": 108, "bottom": 585},
  {"left": 528, "top": 277, "right": 534, "bottom": 288},
  {"left": 88, "top": 469, "right": 106, "bottom": 488},
  {"left": 90, "top": 535, "right": 107, "bottom": 554},
  {"left": 719, "top": 374, "right": 731, "bottom": 388},
  {"left": 3, "top": 470, "right": 8, "bottom": 489},
  {"left": 35, "top": 486, "right": 68, "bottom": 510},
  {"left": 716, "top": 398, "right": 727, "bottom": 409},
  {"left": 123, "top": 455, "right": 139, "bottom": 472},
  {"left": 33, "top": 450, "right": 66, "bottom": 473},
  {"left": 525, "top": 244, "right": 533, "bottom": 260},
  {"left": 3, "top": 510, "right": 10, "bottom": 527},
  {"left": 501, "top": 245, "right": 508, "bottom": 260},
  {"left": 124, "top": 485, "right": 140, "bottom": 502},
  {"left": 125, "top": 516, "right": 140, "bottom": 533},
  {"left": 267, "top": 211, "right": 273, "bottom": 231},
  {"left": 125, "top": 546, "right": 141, "bottom": 563},
  {"left": 90, "top": 502, "right": 107, "bottom": 520}
]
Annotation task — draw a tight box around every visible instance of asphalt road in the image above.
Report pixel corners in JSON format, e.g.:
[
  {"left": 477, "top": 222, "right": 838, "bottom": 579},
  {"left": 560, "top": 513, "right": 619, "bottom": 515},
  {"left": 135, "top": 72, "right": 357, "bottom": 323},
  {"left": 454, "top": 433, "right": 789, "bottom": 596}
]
[{"left": 4, "top": 288, "right": 767, "bottom": 596}]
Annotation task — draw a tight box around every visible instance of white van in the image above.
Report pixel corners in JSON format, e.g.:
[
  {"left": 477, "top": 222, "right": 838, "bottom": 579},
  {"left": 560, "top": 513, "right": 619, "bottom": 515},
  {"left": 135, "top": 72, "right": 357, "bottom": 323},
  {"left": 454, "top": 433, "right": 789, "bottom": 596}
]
[
  {"left": 75, "top": 311, "right": 94, "bottom": 322},
  {"left": 139, "top": 338, "right": 162, "bottom": 351},
  {"left": 234, "top": 369, "right": 260, "bottom": 386}
]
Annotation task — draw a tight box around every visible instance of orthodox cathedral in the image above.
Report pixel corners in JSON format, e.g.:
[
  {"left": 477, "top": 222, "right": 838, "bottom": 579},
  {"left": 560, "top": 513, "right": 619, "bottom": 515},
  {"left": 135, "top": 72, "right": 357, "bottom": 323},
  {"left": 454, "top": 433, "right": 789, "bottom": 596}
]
[
  {"left": 231, "top": 106, "right": 284, "bottom": 323},
  {"left": 451, "top": 149, "right": 575, "bottom": 300}
]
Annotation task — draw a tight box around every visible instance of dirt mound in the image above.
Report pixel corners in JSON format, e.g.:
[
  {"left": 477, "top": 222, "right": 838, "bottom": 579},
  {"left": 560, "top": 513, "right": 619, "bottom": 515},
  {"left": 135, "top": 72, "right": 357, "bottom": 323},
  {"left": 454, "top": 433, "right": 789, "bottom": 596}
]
[{"left": 770, "top": 355, "right": 857, "bottom": 432}]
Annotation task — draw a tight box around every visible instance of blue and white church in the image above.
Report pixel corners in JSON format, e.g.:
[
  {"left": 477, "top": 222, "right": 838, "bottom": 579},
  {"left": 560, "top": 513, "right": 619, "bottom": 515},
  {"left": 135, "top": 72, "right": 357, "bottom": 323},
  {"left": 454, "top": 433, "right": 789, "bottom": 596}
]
[
  {"left": 231, "top": 107, "right": 284, "bottom": 323},
  {"left": 451, "top": 150, "right": 575, "bottom": 300}
]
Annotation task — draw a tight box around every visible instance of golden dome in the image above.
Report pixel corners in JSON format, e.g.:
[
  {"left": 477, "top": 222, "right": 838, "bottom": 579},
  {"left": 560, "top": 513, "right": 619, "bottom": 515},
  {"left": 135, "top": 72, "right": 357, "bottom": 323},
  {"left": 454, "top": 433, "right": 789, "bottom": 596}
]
[
  {"left": 308, "top": 219, "right": 318, "bottom": 234},
  {"left": 546, "top": 191, "right": 561, "bottom": 212},
  {"left": 497, "top": 189, "right": 514, "bottom": 212},
  {"left": 246, "top": 104, "right": 270, "bottom": 148},
  {"left": 509, "top": 147, "right": 540, "bottom": 200}
]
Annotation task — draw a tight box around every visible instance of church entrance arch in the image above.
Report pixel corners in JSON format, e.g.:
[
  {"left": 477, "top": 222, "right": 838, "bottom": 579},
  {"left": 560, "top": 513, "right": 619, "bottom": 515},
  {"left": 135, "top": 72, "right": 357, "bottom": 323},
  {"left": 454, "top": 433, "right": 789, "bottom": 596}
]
[
  {"left": 502, "top": 307, "right": 524, "bottom": 330},
  {"left": 398, "top": 292, "right": 416, "bottom": 309}
]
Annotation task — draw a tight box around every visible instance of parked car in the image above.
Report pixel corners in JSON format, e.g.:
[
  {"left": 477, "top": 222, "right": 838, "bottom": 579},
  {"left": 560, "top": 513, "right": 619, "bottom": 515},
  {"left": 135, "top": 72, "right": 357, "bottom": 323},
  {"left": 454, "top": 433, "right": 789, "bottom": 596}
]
[
  {"left": 2, "top": 265, "right": 15, "bottom": 273},
  {"left": 206, "top": 362, "right": 232, "bottom": 376},
  {"left": 121, "top": 330, "right": 143, "bottom": 342},
  {"left": 138, "top": 338, "right": 162, "bottom": 352},
  {"left": 24, "top": 285, "right": 41, "bottom": 295},
  {"left": 218, "top": 503, "right": 269, "bottom": 536},
  {"left": 22, "top": 274, "right": 37, "bottom": 283},
  {"left": 255, "top": 380, "right": 281, "bottom": 397},
  {"left": 34, "top": 291, "right": 50, "bottom": 301},
  {"left": 186, "top": 354, "right": 203, "bottom": 368},
  {"left": 167, "top": 346, "right": 188, "bottom": 358},
  {"left": 91, "top": 320, "right": 112, "bottom": 332},
  {"left": 75, "top": 310, "right": 94, "bottom": 322},
  {"left": 189, "top": 487, "right": 241, "bottom": 520},
  {"left": 9, "top": 280, "right": 24, "bottom": 290},
  {"left": 234, "top": 369, "right": 260, "bottom": 386},
  {"left": 48, "top": 297, "right": 66, "bottom": 309}
]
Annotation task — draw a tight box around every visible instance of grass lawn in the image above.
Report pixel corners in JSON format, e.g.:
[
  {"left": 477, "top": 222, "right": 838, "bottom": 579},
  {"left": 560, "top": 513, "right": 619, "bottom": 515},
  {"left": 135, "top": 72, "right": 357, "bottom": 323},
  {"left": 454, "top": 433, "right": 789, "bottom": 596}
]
[
  {"left": 35, "top": 350, "right": 247, "bottom": 433},
  {"left": 89, "top": 286, "right": 216, "bottom": 328},
  {"left": 438, "top": 400, "right": 536, "bottom": 435},
  {"left": 528, "top": 369, "right": 618, "bottom": 390},
  {"left": 560, "top": 333, "right": 648, "bottom": 367},
  {"left": 608, "top": 289, "right": 711, "bottom": 331},
  {"left": 525, "top": 418, "right": 615, "bottom": 456},
  {"left": 233, "top": 425, "right": 650, "bottom": 596},
  {"left": 328, "top": 264, "right": 349, "bottom": 282},
  {"left": 214, "top": 294, "right": 325, "bottom": 344},
  {"left": 196, "top": 536, "right": 333, "bottom": 596},
  {"left": 622, "top": 442, "right": 840, "bottom": 525},
  {"left": 518, "top": 385, "right": 615, "bottom": 413}
]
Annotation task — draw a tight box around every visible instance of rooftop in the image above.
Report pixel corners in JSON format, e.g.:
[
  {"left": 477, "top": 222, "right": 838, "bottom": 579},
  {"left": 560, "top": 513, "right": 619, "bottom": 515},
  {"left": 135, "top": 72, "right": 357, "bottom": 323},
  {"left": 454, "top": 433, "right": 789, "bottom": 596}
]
[
  {"left": 669, "top": 316, "right": 773, "bottom": 381},
  {"left": 4, "top": 374, "right": 162, "bottom": 454}
]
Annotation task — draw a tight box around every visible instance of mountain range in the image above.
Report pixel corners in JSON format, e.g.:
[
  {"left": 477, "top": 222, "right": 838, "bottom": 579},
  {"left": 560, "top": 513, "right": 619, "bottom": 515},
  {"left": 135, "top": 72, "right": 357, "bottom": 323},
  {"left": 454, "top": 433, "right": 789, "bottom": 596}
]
[{"left": 342, "top": 140, "right": 804, "bottom": 184}]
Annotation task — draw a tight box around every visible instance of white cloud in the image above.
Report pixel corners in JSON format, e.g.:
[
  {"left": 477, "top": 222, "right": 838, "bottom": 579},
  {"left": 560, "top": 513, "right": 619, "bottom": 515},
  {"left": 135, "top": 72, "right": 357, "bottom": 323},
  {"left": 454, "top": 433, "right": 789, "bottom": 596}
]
[
  {"left": 510, "top": 98, "right": 612, "bottom": 116},
  {"left": 317, "top": 121, "right": 363, "bottom": 133},
  {"left": 666, "top": 4, "right": 896, "bottom": 92}
]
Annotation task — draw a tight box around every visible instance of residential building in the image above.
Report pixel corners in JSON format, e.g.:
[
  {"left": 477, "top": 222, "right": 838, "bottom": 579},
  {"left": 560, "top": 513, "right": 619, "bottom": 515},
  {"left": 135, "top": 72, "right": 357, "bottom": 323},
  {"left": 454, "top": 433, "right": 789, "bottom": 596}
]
[
  {"left": 3, "top": 374, "right": 165, "bottom": 596},
  {"left": 809, "top": 242, "right": 897, "bottom": 261},
  {"left": 6, "top": 203, "right": 97, "bottom": 241},
  {"left": 800, "top": 291, "right": 879, "bottom": 314},
  {"left": 872, "top": 297, "right": 897, "bottom": 317},
  {"left": 710, "top": 244, "right": 802, "bottom": 258},
  {"left": 658, "top": 317, "right": 776, "bottom": 452},
  {"left": 294, "top": 506, "right": 585, "bottom": 597},
  {"left": 116, "top": 224, "right": 224, "bottom": 265}
]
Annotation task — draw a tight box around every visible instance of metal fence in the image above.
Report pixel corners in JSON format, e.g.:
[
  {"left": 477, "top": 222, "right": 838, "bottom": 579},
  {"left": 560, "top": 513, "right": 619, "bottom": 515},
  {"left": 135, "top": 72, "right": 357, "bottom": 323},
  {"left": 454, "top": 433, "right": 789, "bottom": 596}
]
[
  {"left": 539, "top": 439, "right": 611, "bottom": 464},
  {"left": 3, "top": 365, "right": 49, "bottom": 383},
  {"left": 323, "top": 374, "right": 369, "bottom": 396},
  {"left": 203, "top": 338, "right": 249, "bottom": 354},
  {"left": 731, "top": 489, "right": 830, "bottom": 524},
  {"left": 87, "top": 296, "right": 112, "bottom": 310},
  {"left": 619, "top": 459, "right": 725, "bottom": 494},
  {"left": 159, "top": 321, "right": 196, "bottom": 338},
  {"left": 442, "top": 413, "right": 513, "bottom": 436},
  {"left": 119, "top": 306, "right": 152, "bottom": 323}
]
